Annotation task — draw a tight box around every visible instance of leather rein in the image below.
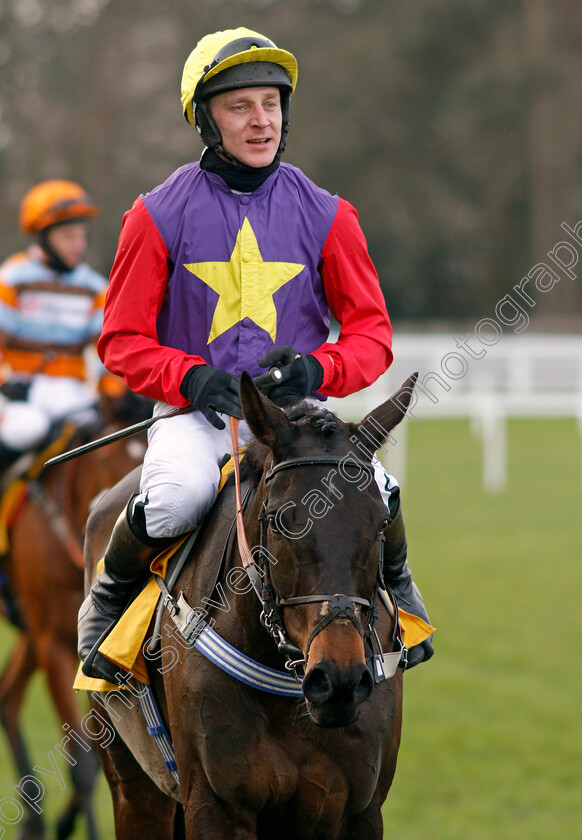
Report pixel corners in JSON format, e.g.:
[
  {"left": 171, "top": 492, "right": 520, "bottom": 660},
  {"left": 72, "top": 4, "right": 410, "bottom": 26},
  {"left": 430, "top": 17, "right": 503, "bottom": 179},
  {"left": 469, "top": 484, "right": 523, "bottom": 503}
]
[{"left": 229, "top": 418, "right": 404, "bottom": 680}]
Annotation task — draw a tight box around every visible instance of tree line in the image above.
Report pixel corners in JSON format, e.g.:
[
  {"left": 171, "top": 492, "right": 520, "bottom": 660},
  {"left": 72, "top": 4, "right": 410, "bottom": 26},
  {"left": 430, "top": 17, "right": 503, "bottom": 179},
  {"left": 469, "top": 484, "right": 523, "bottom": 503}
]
[{"left": 1, "top": 0, "right": 581, "bottom": 324}]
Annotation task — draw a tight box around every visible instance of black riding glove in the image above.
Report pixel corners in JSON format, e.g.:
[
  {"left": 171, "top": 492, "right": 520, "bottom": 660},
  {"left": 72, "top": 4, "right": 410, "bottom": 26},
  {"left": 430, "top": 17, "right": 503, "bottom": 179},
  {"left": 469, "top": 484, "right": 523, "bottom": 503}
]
[
  {"left": 180, "top": 365, "right": 242, "bottom": 431},
  {"left": 254, "top": 346, "right": 324, "bottom": 407}
]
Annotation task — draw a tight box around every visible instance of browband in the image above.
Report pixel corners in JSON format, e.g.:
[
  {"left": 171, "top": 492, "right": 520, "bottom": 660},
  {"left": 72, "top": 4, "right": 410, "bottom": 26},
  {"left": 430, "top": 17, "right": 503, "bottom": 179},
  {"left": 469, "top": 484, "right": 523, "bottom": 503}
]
[{"left": 265, "top": 456, "right": 375, "bottom": 483}]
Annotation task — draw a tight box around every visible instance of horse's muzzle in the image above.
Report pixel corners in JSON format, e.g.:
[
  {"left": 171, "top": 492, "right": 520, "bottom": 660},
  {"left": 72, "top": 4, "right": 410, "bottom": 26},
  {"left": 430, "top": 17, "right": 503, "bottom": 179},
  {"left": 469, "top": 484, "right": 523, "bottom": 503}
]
[{"left": 302, "top": 659, "right": 373, "bottom": 728}]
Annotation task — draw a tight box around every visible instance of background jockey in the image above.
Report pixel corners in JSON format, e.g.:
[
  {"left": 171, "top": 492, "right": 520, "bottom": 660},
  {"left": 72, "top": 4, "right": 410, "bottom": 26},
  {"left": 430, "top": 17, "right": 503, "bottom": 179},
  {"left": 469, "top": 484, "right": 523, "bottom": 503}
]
[
  {"left": 78, "top": 27, "right": 434, "bottom": 683},
  {"left": 0, "top": 180, "right": 114, "bottom": 466}
]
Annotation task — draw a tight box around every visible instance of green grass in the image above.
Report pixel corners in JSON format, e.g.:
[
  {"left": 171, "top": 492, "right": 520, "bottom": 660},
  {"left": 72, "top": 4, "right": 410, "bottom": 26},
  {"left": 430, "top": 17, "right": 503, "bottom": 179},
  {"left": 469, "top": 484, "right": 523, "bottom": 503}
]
[
  {"left": 384, "top": 418, "right": 582, "bottom": 839},
  {"left": 0, "top": 652, "right": 114, "bottom": 838},
  {"left": 0, "top": 419, "right": 580, "bottom": 838}
]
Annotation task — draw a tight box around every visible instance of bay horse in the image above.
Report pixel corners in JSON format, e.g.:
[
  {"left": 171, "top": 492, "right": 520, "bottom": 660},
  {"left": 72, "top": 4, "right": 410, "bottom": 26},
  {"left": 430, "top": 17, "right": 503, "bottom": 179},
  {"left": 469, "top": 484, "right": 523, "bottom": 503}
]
[
  {"left": 0, "top": 393, "right": 150, "bottom": 840},
  {"left": 84, "top": 373, "right": 417, "bottom": 840}
]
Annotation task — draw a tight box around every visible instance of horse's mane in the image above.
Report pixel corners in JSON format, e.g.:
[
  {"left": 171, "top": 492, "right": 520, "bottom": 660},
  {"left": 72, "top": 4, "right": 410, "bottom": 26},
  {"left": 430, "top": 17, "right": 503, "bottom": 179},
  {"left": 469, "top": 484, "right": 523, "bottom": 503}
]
[{"left": 237, "top": 401, "right": 342, "bottom": 485}]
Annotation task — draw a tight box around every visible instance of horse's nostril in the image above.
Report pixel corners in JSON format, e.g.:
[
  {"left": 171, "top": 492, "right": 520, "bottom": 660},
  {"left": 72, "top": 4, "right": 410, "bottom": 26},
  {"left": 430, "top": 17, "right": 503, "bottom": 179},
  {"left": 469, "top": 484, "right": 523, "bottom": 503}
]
[
  {"left": 303, "top": 667, "right": 334, "bottom": 704},
  {"left": 303, "top": 661, "right": 373, "bottom": 707},
  {"left": 353, "top": 664, "right": 373, "bottom": 704}
]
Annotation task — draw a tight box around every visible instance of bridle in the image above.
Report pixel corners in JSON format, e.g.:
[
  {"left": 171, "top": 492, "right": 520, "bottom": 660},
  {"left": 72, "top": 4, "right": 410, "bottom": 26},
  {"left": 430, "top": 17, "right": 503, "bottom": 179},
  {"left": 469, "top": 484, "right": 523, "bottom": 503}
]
[{"left": 229, "top": 419, "right": 404, "bottom": 681}]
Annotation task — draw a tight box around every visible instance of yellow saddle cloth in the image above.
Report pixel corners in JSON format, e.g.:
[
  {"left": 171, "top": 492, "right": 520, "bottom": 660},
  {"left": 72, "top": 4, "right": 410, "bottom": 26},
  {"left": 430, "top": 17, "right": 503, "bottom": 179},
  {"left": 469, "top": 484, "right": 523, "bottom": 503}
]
[
  {"left": 0, "top": 424, "right": 78, "bottom": 555},
  {"left": 0, "top": 479, "right": 28, "bottom": 556},
  {"left": 74, "top": 542, "right": 181, "bottom": 692},
  {"left": 74, "top": 562, "right": 434, "bottom": 694},
  {"left": 74, "top": 454, "right": 243, "bottom": 693}
]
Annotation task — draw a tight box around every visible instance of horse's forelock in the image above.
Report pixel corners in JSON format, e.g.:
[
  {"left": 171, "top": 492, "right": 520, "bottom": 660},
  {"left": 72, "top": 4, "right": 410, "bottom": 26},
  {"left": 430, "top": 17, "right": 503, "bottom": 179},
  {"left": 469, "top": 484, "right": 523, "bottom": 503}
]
[
  {"left": 236, "top": 404, "right": 344, "bottom": 485},
  {"left": 286, "top": 402, "right": 341, "bottom": 434},
  {"left": 305, "top": 409, "right": 341, "bottom": 435}
]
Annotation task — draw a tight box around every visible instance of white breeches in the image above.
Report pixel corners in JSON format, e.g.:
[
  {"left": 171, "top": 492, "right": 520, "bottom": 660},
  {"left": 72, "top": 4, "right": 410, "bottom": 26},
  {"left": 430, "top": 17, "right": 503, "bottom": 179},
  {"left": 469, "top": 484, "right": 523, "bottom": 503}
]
[
  {"left": 137, "top": 404, "right": 254, "bottom": 539},
  {"left": 137, "top": 402, "right": 400, "bottom": 540},
  {"left": 0, "top": 375, "right": 98, "bottom": 450}
]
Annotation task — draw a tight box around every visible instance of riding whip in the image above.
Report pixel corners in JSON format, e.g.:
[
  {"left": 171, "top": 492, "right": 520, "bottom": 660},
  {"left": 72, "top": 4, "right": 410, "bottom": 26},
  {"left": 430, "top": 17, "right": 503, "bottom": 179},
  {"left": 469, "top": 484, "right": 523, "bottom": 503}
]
[
  {"left": 43, "top": 406, "right": 193, "bottom": 468},
  {"left": 44, "top": 367, "right": 281, "bottom": 468}
]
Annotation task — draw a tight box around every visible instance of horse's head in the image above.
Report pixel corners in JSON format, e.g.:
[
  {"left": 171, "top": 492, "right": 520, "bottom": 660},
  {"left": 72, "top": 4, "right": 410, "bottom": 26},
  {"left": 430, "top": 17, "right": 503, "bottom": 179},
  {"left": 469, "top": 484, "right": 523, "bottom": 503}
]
[{"left": 240, "top": 371, "right": 417, "bottom": 728}]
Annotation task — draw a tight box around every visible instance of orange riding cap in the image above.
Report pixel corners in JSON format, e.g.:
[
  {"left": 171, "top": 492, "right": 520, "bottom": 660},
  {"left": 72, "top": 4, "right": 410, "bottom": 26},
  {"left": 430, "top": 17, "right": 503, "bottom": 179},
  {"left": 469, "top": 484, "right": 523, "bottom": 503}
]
[{"left": 19, "top": 180, "right": 99, "bottom": 235}]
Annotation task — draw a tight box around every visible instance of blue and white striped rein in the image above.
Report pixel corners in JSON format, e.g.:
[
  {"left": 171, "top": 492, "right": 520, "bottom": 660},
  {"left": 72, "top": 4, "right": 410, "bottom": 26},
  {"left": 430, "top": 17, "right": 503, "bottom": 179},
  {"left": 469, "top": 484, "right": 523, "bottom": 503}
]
[
  {"left": 135, "top": 610, "right": 303, "bottom": 790},
  {"left": 192, "top": 622, "right": 303, "bottom": 697}
]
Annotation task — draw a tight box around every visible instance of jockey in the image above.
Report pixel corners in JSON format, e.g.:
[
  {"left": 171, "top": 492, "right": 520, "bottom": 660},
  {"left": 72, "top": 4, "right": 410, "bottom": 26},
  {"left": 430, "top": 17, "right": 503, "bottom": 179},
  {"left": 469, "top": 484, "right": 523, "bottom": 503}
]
[
  {"left": 78, "top": 27, "right": 434, "bottom": 683},
  {"left": 0, "top": 180, "right": 109, "bottom": 465}
]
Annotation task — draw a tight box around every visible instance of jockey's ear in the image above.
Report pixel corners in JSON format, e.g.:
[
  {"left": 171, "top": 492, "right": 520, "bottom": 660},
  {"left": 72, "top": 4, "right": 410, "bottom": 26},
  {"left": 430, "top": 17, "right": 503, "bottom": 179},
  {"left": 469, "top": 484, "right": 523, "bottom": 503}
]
[
  {"left": 240, "top": 370, "right": 294, "bottom": 451},
  {"left": 353, "top": 372, "right": 419, "bottom": 453}
]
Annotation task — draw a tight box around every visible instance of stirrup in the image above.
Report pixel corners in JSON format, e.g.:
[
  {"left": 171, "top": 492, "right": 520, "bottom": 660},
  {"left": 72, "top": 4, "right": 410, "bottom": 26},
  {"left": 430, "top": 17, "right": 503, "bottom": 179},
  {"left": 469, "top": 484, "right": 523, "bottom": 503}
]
[{"left": 81, "top": 625, "right": 131, "bottom": 684}]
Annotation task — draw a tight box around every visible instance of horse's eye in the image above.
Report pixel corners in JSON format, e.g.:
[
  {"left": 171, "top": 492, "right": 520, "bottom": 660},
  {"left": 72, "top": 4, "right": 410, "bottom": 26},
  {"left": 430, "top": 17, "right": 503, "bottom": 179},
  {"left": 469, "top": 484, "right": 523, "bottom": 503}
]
[{"left": 267, "top": 515, "right": 280, "bottom": 534}]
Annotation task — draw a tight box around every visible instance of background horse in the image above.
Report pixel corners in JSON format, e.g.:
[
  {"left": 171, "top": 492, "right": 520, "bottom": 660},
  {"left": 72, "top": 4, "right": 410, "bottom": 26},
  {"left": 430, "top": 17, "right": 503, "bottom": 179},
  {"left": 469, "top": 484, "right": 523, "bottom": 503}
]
[
  {"left": 84, "top": 374, "right": 417, "bottom": 840},
  {"left": 0, "top": 392, "right": 150, "bottom": 840}
]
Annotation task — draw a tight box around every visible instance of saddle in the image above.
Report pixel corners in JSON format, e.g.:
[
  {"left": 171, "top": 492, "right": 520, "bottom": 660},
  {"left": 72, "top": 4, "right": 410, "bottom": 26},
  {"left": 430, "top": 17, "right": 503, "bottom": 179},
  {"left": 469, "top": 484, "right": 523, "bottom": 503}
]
[{"left": 73, "top": 456, "right": 241, "bottom": 693}]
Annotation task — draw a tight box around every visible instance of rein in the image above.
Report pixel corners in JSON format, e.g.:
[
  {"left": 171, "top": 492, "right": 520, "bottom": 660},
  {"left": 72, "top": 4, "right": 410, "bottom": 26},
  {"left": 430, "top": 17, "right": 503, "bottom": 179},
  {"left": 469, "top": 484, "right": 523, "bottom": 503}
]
[
  {"left": 229, "top": 417, "right": 264, "bottom": 599},
  {"left": 228, "top": 418, "right": 404, "bottom": 681}
]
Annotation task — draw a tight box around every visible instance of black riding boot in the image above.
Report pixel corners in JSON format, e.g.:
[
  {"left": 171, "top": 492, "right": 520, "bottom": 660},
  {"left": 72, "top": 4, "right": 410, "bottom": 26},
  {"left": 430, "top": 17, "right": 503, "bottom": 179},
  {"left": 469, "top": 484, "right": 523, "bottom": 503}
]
[
  {"left": 383, "top": 497, "right": 434, "bottom": 669},
  {"left": 78, "top": 501, "right": 173, "bottom": 684}
]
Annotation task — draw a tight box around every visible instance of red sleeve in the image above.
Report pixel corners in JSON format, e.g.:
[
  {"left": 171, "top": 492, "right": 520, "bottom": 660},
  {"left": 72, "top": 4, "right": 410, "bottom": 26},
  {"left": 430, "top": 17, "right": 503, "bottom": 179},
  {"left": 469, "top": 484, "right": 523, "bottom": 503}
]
[
  {"left": 310, "top": 198, "right": 393, "bottom": 398},
  {"left": 97, "top": 198, "right": 207, "bottom": 406}
]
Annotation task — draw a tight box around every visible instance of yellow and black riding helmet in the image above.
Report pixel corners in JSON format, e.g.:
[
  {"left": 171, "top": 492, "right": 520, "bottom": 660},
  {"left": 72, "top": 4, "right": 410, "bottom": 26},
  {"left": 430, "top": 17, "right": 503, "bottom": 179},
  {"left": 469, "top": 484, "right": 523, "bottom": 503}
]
[{"left": 181, "top": 27, "right": 298, "bottom": 165}]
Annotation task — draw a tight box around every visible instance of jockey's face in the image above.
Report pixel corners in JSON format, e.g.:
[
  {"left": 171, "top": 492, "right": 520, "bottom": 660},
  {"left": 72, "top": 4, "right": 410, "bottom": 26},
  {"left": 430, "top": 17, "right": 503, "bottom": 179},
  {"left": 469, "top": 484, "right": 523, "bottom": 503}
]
[
  {"left": 45, "top": 222, "right": 89, "bottom": 270},
  {"left": 209, "top": 86, "right": 282, "bottom": 168}
]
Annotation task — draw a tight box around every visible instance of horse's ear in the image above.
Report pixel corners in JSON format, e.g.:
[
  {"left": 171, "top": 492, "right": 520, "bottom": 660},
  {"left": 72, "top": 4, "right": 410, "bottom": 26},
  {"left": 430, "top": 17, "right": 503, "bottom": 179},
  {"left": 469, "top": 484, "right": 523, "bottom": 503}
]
[
  {"left": 239, "top": 371, "right": 294, "bottom": 450},
  {"left": 354, "top": 372, "right": 418, "bottom": 452}
]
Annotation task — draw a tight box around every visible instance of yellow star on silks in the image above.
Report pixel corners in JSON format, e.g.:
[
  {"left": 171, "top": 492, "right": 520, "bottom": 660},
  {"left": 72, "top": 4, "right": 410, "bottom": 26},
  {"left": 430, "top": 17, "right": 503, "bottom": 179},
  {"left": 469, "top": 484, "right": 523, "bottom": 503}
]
[{"left": 184, "top": 217, "right": 304, "bottom": 344}]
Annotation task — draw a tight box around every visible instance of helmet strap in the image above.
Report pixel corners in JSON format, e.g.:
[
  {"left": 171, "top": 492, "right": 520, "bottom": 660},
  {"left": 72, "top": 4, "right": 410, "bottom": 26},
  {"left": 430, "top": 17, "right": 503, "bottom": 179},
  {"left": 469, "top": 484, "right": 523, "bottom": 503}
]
[
  {"left": 195, "top": 88, "right": 291, "bottom": 168},
  {"left": 278, "top": 90, "right": 291, "bottom": 154},
  {"left": 38, "top": 227, "right": 76, "bottom": 274},
  {"left": 195, "top": 100, "right": 231, "bottom": 161}
]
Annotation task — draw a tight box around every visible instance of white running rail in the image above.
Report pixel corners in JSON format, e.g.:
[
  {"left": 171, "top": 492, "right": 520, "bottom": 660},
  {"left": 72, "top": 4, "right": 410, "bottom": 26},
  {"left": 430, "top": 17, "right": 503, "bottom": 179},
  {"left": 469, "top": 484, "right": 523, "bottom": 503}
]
[{"left": 327, "top": 333, "right": 582, "bottom": 492}]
